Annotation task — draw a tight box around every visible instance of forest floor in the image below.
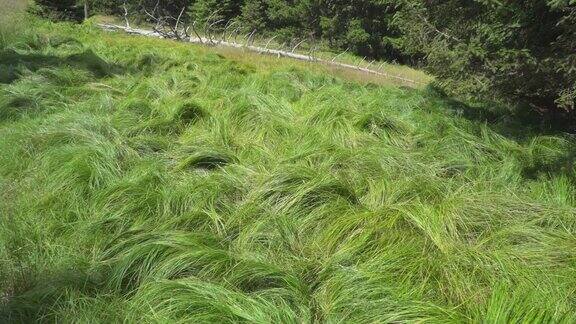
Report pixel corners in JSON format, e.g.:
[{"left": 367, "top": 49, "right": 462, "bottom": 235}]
[{"left": 1, "top": 17, "right": 576, "bottom": 322}]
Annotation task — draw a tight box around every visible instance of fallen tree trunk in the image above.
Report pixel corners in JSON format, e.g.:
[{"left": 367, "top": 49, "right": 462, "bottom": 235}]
[{"left": 98, "top": 23, "right": 423, "bottom": 87}]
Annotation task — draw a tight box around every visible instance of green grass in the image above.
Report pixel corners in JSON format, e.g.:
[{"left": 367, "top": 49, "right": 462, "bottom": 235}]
[
  {"left": 0, "top": 1, "right": 29, "bottom": 50},
  {"left": 1, "top": 17, "right": 576, "bottom": 323},
  {"left": 91, "top": 14, "right": 432, "bottom": 88}
]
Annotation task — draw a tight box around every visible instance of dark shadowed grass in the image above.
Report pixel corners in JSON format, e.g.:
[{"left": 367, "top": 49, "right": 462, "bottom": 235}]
[{"left": 1, "top": 16, "right": 576, "bottom": 323}]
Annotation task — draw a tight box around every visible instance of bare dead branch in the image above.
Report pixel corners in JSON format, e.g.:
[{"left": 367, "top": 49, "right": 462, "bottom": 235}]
[
  {"left": 277, "top": 42, "right": 287, "bottom": 58},
  {"left": 143, "top": 0, "right": 159, "bottom": 20},
  {"left": 308, "top": 44, "right": 319, "bottom": 61},
  {"left": 206, "top": 19, "right": 224, "bottom": 44},
  {"left": 204, "top": 9, "right": 221, "bottom": 26},
  {"left": 203, "top": 9, "right": 221, "bottom": 44},
  {"left": 331, "top": 47, "right": 349, "bottom": 62},
  {"left": 242, "top": 31, "right": 252, "bottom": 44},
  {"left": 190, "top": 20, "right": 203, "bottom": 43},
  {"left": 230, "top": 26, "right": 241, "bottom": 44},
  {"left": 122, "top": 1, "right": 130, "bottom": 28},
  {"left": 264, "top": 35, "right": 278, "bottom": 51},
  {"left": 417, "top": 12, "right": 461, "bottom": 42},
  {"left": 222, "top": 20, "right": 237, "bottom": 42},
  {"left": 174, "top": 6, "right": 186, "bottom": 34},
  {"left": 358, "top": 56, "right": 367, "bottom": 69},
  {"left": 211, "top": 19, "right": 225, "bottom": 44},
  {"left": 246, "top": 29, "right": 257, "bottom": 47},
  {"left": 291, "top": 39, "right": 305, "bottom": 53}
]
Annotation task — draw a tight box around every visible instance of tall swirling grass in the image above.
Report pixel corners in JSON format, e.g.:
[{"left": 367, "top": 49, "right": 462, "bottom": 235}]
[{"left": 1, "top": 17, "right": 575, "bottom": 323}]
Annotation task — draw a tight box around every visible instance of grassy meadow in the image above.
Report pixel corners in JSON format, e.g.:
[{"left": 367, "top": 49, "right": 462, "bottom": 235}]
[{"left": 1, "top": 17, "right": 576, "bottom": 323}]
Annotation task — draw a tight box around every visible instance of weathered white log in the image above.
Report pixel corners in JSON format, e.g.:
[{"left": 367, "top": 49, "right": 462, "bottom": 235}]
[{"left": 97, "top": 24, "right": 422, "bottom": 86}]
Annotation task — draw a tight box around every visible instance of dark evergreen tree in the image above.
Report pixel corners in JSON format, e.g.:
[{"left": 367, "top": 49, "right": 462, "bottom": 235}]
[
  {"left": 394, "top": 0, "right": 576, "bottom": 124},
  {"left": 189, "top": 0, "right": 244, "bottom": 23}
]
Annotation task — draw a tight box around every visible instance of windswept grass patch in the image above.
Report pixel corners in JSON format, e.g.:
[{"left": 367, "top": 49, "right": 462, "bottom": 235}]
[{"left": 1, "top": 18, "right": 576, "bottom": 322}]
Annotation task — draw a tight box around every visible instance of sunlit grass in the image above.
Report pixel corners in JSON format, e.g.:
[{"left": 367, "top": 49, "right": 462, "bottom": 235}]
[
  {"left": 0, "top": 0, "right": 28, "bottom": 13},
  {"left": 1, "top": 17, "right": 575, "bottom": 322},
  {"left": 0, "top": 1, "right": 29, "bottom": 50},
  {"left": 91, "top": 15, "right": 431, "bottom": 88}
]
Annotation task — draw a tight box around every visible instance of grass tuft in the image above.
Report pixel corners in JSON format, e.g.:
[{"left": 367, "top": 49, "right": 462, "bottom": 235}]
[{"left": 178, "top": 150, "right": 235, "bottom": 171}]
